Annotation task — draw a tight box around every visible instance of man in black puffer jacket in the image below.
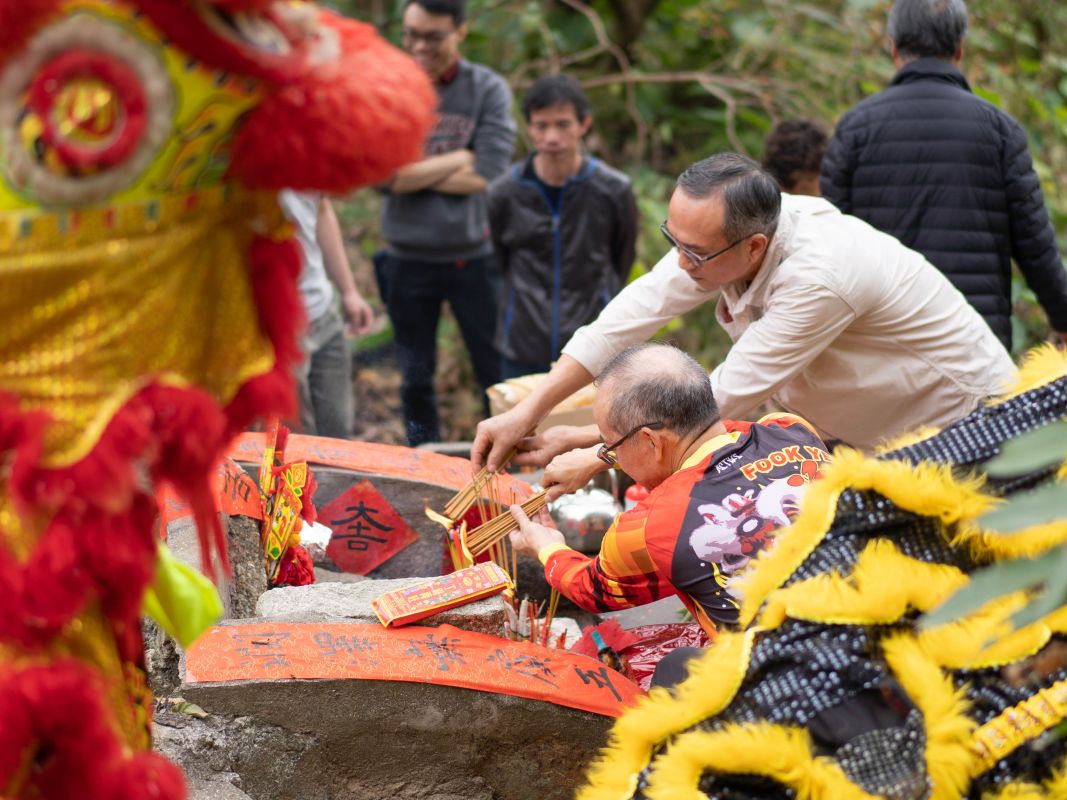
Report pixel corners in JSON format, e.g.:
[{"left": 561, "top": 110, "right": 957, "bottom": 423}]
[{"left": 821, "top": 0, "right": 1067, "bottom": 350}]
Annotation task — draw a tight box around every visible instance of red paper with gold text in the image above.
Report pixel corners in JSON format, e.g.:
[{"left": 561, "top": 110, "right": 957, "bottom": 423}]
[
  {"left": 185, "top": 622, "right": 645, "bottom": 717},
  {"left": 321, "top": 480, "right": 418, "bottom": 574},
  {"left": 372, "top": 562, "right": 511, "bottom": 627}
]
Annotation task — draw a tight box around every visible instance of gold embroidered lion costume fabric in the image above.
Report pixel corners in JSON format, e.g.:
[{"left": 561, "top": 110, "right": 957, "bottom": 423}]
[
  {"left": 0, "top": 2, "right": 434, "bottom": 797},
  {"left": 582, "top": 347, "right": 1067, "bottom": 800}
]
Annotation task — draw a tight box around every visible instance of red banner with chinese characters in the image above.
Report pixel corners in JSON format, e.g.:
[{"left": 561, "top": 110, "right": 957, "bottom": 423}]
[
  {"left": 184, "top": 622, "right": 646, "bottom": 717},
  {"left": 157, "top": 458, "right": 262, "bottom": 535},
  {"left": 321, "top": 480, "right": 419, "bottom": 574},
  {"left": 226, "top": 433, "right": 535, "bottom": 500}
]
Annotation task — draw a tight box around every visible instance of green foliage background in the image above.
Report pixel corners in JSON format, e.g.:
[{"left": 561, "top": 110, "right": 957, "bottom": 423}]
[{"left": 332, "top": 0, "right": 1067, "bottom": 366}]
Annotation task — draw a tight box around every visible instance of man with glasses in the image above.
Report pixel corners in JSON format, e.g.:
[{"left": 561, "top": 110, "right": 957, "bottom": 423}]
[
  {"left": 473, "top": 152, "right": 1014, "bottom": 474},
  {"left": 508, "top": 343, "right": 829, "bottom": 635},
  {"left": 375, "top": 0, "right": 516, "bottom": 446}
]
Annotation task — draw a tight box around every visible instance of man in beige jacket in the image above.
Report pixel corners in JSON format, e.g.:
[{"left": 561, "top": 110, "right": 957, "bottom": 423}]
[{"left": 472, "top": 152, "right": 1015, "bottom": 480}]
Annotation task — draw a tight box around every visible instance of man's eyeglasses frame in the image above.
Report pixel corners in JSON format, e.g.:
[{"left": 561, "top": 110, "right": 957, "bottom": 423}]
[
  {"left": 597, "top": 422, "right": 665, "bottom": 467},
  {"left": 660, "top": 221, "right": 749, "bottom": 266}
]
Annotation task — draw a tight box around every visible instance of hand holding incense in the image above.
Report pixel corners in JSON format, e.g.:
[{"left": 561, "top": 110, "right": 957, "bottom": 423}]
[
  {"left": 439, "top": 443, "right": 522, "bottom": 523},
  {"left": 465, "top": 490, "right": 551, "bottom": 557}
]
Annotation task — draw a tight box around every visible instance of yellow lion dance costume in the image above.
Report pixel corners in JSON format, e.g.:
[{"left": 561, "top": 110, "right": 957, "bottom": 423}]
[
  {"left": 0, "top": 2, "right": 434, "bottom": 797},
  {"left": 582, "top": 348, "right": 1067, "bottom": 800}
]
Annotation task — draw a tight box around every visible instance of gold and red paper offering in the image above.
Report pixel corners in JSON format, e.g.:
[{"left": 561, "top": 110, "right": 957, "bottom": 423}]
[
  {"left": 372, "top": 562, "right": 512, "bottom": 627},
  {"left": 257, "top": 421, "right": 314, "bottom": 584}
]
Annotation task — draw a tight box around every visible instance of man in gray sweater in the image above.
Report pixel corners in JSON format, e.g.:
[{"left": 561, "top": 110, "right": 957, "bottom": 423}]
[{"left": 375, "top": 0, "right": 516, "bottom": 446}]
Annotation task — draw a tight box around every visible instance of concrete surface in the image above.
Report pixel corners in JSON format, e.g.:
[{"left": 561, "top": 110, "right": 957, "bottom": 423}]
[{"left": 255, "top": 579, "right": 509, "bottom": 638}]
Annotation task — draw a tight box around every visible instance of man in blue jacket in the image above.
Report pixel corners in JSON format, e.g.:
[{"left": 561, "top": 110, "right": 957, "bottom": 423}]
[
  {"left": 488, "top": 74, "right": 638, "bottom": 379},
  {"left": 821, "top": 0, "right": 1067, "bottom": 350}
]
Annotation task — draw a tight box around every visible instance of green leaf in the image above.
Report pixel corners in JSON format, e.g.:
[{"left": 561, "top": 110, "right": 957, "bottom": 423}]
[
  {"left": 1009, "top": 548, "right": 1067, "bottom": 629},
  {"left": 985, "top": 421, "right": 1067, "bottom": 476},
  {"left": 920, "top": 554, "right": 1056, "bottom": 629},
  {"left": 142, "top": 543, "right": 223, "bottom": 648},
  {"left": 974, "top": 86, "right": 1003, "bottom": 107},
  {"left": 977, "top": 482, "right": 1067, "bottom": 533},
  {"left": 169, "top": 699, "right": 209, "bottom": 719}
]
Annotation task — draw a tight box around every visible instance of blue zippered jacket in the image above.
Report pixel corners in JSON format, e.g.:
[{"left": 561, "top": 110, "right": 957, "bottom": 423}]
[{"left": 488, "top": 154, "right": 638, "bottom": 365}]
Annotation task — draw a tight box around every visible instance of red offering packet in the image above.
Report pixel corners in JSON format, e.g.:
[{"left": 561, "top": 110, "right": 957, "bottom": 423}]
[{"left": 372, "top": 562, "right": 512, "bottom": 627}]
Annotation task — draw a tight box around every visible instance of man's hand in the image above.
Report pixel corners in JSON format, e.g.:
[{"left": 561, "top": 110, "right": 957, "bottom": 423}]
[
  {"left": 509, "top": 504, "right": 565, "bottom": 558},
  {"left": 542, "top": 446, "right": 608, "bottom": 500},
  {"left": 471, "top": 355, "right": 598, "bottom": 470},
  {"left": 341, "top": 289, "right": 374, "bottom": 337},
  {"left": 513, "top": 424, "right": 599, "bottom": 468},
  {"left": 472, "top": 406, "right": 538, "bottom": 471}
]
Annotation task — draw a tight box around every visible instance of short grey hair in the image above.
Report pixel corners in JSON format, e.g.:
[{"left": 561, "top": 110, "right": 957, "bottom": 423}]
[
  {"left": 888, "top": 0, "right": 968, "bottom": 60},
  {"left": 596, "top": 344, "right": 720, "bottom": 439},
  {"left": 676, "top": 152, "right": 781, "bottom": 242}
]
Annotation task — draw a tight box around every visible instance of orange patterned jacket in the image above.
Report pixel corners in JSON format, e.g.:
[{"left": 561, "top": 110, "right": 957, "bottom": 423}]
[{"left": 539, "top": 414, "right": 830, "bottom": 636}]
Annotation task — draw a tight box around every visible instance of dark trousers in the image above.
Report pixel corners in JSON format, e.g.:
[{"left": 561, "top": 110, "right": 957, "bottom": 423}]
[{"left": 374, "top": 251, "right": 501, "bottom": 447}]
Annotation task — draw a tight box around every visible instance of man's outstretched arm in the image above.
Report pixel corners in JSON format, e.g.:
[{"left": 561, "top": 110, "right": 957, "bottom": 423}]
[{"left": 471, "top": 355, "right": 594, "bottom": 470}]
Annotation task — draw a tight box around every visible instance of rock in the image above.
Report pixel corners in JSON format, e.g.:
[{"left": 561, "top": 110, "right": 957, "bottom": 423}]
[
  {"left": 144, "top": 618, "right": 182, "bottom": 697},
  {"left": 165, "top": 513, "right": 267, "bottom": 620},
  {"left": 253, "top": 466, "right": 457, "bottom": 580},
  {"left": 188, "top": 778, "right": 254, "bottom": 800},
  {"left": 149, "top": 513, "right": 268, "bottom": 693},
  {"left": 169, "top": 676, "right": 610, "bottom": 800},
  {"left": 313, "top": 568, "right": 368, "bottom": 584},
  {"left": 255, "top": 579, "right": 508, "bottom": 637}
]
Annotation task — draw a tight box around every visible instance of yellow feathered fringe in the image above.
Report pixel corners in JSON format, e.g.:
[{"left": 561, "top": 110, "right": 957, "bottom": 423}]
[
  {"left": 980, "top": 759, "right": 1067, "bottom": 800},
  {"left": 989, "top": 345, "right": 1067, "bottom": 404},
  {"left": 975, "top": 757, "right": 1067, "bottom": 799},
  {"left": 882, "top": 632, "right": 977, "bottom": 800},
  {"left": 756, "top": 538, "right": 969, "bottom": 630},
  {"left": 874, "top": 425, "right": 944, "bottom": 455},
  {"left": 917, "top": 592, "right": 1057, "bottom": 670},
  {"left": 737, "top": 448, "right": 993, "bottom": 627},
  {"left": 577, "top": 629, "right": 757, "bottom": 800},
  {"left": 642, "top": 723, "right": 880, "bottom": 800}
]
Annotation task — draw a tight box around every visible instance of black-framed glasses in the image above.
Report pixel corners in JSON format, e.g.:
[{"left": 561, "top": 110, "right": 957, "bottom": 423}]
[
  {"left": 597, "top": 422, "right": 664, "bottom": 467},
  {"left": 660, "top": 222, "right": 748, "bottom": 266},
  {"left": 402, "top": 27, "right": 454, "bottom": 47}
]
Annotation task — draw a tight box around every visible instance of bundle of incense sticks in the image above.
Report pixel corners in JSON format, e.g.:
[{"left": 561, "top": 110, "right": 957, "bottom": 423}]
[
  {"left": 502, "top": 589, "right": 565, "bottom": 648},
  {"left": 441, "top": 444, "right": 521, "bottom": 522},
  {"left": 466, "top": 490, "right": 550, "bottom": 557}
]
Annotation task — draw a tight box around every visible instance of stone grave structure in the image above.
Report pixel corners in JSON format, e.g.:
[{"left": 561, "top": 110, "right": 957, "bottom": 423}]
[{"left": 152, "top": 435, "right": 637, "bottom": 800}]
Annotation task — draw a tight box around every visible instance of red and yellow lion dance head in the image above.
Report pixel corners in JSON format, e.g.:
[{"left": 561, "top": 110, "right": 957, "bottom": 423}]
[{"left": 0, "top": 2, "right": 434, "bottom": 797}]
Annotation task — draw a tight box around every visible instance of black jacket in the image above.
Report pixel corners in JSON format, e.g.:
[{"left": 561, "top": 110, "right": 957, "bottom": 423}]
[
  {"left": 821, "top": 58, "right": 1067, "bottom": 347},
  {"left": 488, "top": 155, "right": 638, "bottom": 365}
]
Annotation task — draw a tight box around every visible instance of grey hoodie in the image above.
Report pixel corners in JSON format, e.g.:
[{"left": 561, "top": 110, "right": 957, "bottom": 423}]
[{"left": 381, "top": 59, "right": 516, "bottom": 262}]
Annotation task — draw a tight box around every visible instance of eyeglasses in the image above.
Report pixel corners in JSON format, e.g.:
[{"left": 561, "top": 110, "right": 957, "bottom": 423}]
[
  {"left": 402, "top": 27, "right": 454, "bottom": 47},
  {"left": 597, "top": 422, "right": 664, "bottom": 467},
  {"left": 660, "top": 222, "right": 748, "bottom": 266}
]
